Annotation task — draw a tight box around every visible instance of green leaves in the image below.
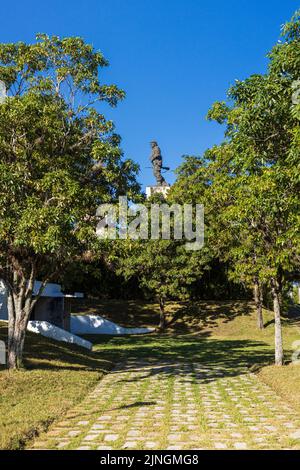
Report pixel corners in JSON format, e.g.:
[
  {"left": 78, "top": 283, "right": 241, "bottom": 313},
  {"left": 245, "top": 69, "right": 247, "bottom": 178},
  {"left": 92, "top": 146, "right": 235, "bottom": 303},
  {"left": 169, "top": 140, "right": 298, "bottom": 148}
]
[
  {"left": 0, "top": 34, "right": 140, "bottom": 282},
  {"left": 0, "top": 33, "right": 125, "bottom": 112},
  {"left": 172, "top": 10, "right": 300, "bottom": 297},
  {"left": 112, "top": 236, "right": 207, "bottom": 303}
]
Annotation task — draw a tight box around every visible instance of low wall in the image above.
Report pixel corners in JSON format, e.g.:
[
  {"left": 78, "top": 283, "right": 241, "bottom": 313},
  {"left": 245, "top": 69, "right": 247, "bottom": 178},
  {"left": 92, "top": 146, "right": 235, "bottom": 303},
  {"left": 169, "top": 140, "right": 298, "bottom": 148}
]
[{"left": 27, "top": 321, "right": 92, "bottom": 350}]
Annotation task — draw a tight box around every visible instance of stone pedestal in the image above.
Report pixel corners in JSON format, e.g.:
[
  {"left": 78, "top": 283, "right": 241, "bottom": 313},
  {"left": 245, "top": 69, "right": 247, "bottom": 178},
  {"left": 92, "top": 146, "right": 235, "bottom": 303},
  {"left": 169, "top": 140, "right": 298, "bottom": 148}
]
[{"left": 146, "top": 185, "right": 170, "bottom": 199}]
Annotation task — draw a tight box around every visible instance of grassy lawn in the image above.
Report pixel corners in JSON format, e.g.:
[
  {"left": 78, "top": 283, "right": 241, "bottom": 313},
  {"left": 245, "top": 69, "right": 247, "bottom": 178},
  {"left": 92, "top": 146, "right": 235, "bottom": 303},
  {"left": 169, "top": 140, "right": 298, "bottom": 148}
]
[
  {"left": 0, "top": 321, "right": 113, "bottom": 450},
  {"left": 0, "top": 300, "right": 300, "bottom": 449}
]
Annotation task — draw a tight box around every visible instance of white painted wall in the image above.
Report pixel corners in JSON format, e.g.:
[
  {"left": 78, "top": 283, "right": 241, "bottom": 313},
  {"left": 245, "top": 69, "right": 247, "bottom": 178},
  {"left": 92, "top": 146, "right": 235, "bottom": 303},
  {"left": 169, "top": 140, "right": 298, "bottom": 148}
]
[
  {"left": 0, "top": 319, "right": 92, "bottom": 350},
  {"left": 71, "top": 314, "right": 154, "bottom": 335}
]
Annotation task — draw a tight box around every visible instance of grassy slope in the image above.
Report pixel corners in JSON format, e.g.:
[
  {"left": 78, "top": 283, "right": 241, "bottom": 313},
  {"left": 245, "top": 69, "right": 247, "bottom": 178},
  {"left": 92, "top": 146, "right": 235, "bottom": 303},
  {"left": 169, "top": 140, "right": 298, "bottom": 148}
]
[
  {"left": 0, "top": 300, "right": 299, "bottom": 449},
  {"left": 0, "top": 322, "right": 113, "bottom": 449}
]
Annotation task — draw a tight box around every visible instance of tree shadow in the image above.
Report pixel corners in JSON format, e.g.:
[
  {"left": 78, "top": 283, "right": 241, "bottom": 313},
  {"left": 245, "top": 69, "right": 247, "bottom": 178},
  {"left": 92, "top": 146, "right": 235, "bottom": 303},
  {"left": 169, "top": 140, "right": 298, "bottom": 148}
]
[
  {"left": 71, "top": 299, "right": 255, "bottom": 335},
  {"left": 88, "top": 333, "right": 273, "bottom": 383},
  {"left": 263, "top": 319, "right": 275, "bottom": 328},
  {"left": 111, "top": 401, "right": 157, "bottom": 410},
  {"left": 0, "top": 322, "right": 112, "bottom": 372},
  {"left": 0, "top": 315, "right": 273, "bottom": 380},
  {"left": 165, "top": 300, "right": 254, "bottom": 333}
]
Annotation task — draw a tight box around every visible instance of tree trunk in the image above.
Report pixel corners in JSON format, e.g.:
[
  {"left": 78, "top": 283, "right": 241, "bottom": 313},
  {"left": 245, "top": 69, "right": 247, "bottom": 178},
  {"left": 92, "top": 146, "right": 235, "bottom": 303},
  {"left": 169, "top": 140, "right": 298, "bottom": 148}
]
[
  {"left": 5, "top": 260, "right": 48, "bottom": 370},
  {"left": 7, "top": 320, "right": 27, "bottom": 369},
  {"left": 253, "top": 278, "right": 264, "bottom": 330},
  {"left": 277, "top": 269, "right": 283, "bottom": 310},
  {"left": 7, "top": 290, "right": 29, "bottom": 369},
  {"left": 271, "top": 278, "right": 284, "bottom": 366},
  {"left": 158, "top": 297, "right": 166, "bottom": 330}
]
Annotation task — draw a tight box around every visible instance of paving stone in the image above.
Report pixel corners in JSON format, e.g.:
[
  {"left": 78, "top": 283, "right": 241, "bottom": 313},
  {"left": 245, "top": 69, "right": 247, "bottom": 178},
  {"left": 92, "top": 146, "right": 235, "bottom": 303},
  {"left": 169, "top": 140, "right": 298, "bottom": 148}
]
[
  {"left": 104, "top": 434, "right": 119, "bottom": 442},
  {"left": 84, "top": 434, "right": 98, "bottom": 441},
  {"left": 122, "top": 441, "right": 138, "bottom": 448},
  {"left": 215, "top": 443, "right": 227, "bottom": 449},
  {"left": 145, "top": 441, "right": 158, "bottom": 448},
  {"left": 290, "top": 430, "right": 300, "bottom": 439},
  {"left": 234, "top": 442, "right": 248, "bottom": 449},
  {"left": 68, "top": 430, "right": 81, "bottom": 437},
  {"left": 254, "top": 438, "right": 266, "bottom": 443},
  {"left": 57, "top": 441, "right": 70, "bottom": 448},
  {"left": 91, "top": 424, "right": 105, "bottom": 430},
  {"left": 98, "top": 415, "right": 112, "bottom": 421},
  {"left": 167, "top": 433, "right": 182, "bottom": 441},
  {"left": 265, "top": 426, "right": 277, "bottom": 431},
  {"left": 127, "top": 430, "right": 140, "bottom": 437},
  {"left": 30, "top": 359, "right": 300, "bottom": 451}
]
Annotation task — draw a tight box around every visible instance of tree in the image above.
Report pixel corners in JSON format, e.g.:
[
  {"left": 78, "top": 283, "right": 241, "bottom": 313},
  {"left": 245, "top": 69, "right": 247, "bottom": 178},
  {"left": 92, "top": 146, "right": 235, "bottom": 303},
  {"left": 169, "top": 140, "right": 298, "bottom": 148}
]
[
  {"left": 0, "top": 34, "right": 140, "bottom": 369},
  {"left": 107, "top": 192, "right": 210, "bottom": 330},
  {"left": 171, "top": 11, "right": 300, "bottom": 365},
  {"left": 117, "top": 239, "right": 208, "bottom": 329},
  {"left": 205, "top": 12, "right": 300, "bottom": 365}
]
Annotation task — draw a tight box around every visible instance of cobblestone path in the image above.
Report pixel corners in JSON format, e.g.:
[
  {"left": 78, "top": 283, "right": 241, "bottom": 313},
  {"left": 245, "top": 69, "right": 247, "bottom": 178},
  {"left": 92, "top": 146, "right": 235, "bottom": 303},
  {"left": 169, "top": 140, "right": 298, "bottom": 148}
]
[{"left": 32, "top": 359, "right": 300, "bottom": 450}]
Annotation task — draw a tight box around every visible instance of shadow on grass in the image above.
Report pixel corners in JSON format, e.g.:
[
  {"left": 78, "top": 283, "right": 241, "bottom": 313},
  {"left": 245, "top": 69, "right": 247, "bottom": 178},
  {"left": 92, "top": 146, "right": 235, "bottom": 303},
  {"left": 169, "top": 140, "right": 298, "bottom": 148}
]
[
  {"left": 0, "top": 313, "right": 273, "bottom": 383},
  {"left": 0, "top": 322, "right": 112, "bottom": 373},
  {"left": 165, "top": 301, "right": 253, "bottom": 333},
  {"left": 111, "top": 401, "right": 157, "bottom": 410},
  {"left": 71, "top": 299, "right": 254, "bottom": 332},
  {"left": 87, "top": 333, "right": 273, "bottom": 384}
]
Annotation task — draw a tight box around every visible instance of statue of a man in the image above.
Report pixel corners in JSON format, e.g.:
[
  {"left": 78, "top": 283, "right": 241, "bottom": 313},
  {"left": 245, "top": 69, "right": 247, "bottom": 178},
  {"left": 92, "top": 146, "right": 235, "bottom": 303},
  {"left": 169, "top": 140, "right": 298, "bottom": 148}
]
[{"left": 149, "top": 141, "right": 169, "bottom": 186}]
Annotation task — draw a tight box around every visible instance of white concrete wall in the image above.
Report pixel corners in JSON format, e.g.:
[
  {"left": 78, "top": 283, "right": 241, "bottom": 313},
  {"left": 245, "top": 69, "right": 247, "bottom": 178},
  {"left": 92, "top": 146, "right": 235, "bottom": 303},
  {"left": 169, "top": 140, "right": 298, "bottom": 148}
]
[
  {"left": 27, "top": 321, "right": 92, "bottom": 350},
  {"left": 0, "top": 319, "right": 92, "bottom": 350},
  {"left": 71, "top": 314, "right": 154, "bottom": 335}
]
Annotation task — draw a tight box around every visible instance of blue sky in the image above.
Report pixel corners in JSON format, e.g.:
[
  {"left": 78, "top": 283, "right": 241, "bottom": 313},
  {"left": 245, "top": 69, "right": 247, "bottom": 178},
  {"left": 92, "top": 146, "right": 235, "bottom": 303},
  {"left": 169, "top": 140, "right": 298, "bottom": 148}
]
[{"left": 1, "top": 1, "right": 299, "bottom": 188}]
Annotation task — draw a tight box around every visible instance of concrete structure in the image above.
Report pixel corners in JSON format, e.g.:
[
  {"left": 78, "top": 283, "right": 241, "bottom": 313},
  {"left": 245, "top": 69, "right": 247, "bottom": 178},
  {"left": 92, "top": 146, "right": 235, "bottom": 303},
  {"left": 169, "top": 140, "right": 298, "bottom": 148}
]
[
  {"left": 71, "top": 314, "right": 155, "bottom": 335},
  {"left": 27, "top": 321, "right": 92, "bottom": 350},
  {"left": 31, "top": 281, "right": 68, "bottom": 330},
  {"left": 0, "top": 280, "right": 82, "bottom": 331},
  {"left": 0, "top": 281, "right": 153, "bottom": 354}
]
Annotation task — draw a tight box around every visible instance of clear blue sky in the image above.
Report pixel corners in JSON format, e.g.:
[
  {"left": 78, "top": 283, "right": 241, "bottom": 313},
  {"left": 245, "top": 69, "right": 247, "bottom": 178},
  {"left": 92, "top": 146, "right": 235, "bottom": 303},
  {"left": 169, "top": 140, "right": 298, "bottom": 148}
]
[{"left": 2, "top": 1, "right": 299, "bottom": 188}]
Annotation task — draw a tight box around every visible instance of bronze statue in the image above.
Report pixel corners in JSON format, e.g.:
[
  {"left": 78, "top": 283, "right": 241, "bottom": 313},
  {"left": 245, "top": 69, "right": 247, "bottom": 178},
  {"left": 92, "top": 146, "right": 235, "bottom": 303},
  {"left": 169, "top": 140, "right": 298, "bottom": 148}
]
[{"left": 149, "top": 141, "right": 169, "bottom": 186}]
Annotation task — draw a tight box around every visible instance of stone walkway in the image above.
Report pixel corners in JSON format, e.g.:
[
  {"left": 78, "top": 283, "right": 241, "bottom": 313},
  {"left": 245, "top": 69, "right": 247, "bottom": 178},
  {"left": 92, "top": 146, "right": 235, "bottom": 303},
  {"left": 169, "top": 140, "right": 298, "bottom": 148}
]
[{"left": 32, "top": 359, "right": 300, "bottom": 450}]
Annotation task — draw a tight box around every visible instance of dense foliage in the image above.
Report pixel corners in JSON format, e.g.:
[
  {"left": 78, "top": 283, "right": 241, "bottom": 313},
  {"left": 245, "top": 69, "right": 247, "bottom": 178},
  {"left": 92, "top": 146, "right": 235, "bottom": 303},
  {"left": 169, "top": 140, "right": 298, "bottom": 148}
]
[{"left": 0, "top": 34, "right": 140, "bottom": 368}]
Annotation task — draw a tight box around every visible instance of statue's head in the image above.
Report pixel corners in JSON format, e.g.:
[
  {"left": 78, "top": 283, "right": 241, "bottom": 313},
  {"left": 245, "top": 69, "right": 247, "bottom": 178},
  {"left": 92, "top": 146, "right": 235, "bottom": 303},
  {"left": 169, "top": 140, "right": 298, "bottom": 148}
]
[{"left": 150, "top": 141, "right": 157, "bottom": 147}]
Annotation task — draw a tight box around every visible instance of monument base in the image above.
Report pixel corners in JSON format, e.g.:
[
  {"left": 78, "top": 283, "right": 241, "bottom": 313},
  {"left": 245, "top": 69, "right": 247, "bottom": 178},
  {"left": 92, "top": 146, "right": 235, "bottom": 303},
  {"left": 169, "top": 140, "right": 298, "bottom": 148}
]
[{"left": 146, "top": 185, "right": 170, "bottom": 199}]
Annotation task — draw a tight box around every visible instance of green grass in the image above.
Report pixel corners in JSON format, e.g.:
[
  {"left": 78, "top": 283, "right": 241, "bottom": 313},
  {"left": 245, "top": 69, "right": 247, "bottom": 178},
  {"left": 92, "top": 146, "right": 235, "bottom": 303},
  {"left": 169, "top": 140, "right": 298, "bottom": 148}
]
[
  {"left": 1, "top": 300, "right": 300, "bottom": 449},
  {"left": 32, "top": 302, "right": 300, "bottom": 450},
  {"left": 86, "top": 301, "right": 300, "bottom": 412},
  {"left": 0, "top": 321, "right": 113, "bottom": 450}
]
